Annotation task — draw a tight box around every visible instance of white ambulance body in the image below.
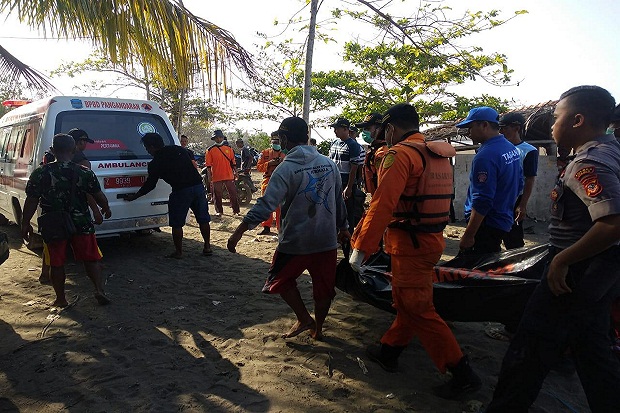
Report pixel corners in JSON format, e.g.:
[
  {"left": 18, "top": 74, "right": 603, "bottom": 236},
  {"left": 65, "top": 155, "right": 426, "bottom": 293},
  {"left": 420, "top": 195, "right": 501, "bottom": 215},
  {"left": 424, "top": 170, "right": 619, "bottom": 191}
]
[{"left": 0, "top": 96, "right": 177, "bottom": 238}]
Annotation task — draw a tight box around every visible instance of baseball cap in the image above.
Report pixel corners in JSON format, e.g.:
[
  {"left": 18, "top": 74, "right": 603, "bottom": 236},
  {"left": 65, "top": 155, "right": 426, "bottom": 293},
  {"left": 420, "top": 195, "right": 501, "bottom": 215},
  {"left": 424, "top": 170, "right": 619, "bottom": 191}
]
[
  {"left": 211, "top": 129, "right": 225, "bottom": 140},
  {"left": 355, "top": 112, "right": 383, "bottom": 128},
  {"left": 328, "top": 117, "right": 351, "bottom": 128},
  {"left": 278, "top": 116, "right": 309, "bottom": 143},
  {"left": 455, "top": 107, "right": 500, "bottom": 128},
  {"left": 498, "top": 112, "right": 526, "bottom": 127},
  {"left": 381, "top": 103, "right": 420, "bottom": 127},
  {"left": 67, "top": 128, "right": 94, "bottom": 143}
]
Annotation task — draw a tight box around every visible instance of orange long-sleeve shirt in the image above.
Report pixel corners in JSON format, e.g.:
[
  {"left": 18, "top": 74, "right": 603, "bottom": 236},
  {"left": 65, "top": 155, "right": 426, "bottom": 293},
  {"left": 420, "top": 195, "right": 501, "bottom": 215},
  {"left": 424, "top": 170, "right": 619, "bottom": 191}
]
[
  {"left": 256, "top": 148, "right": 285, "bottom": 181},
  {"left": 363, "top": 143, "right": 388, "bottom": 195}
]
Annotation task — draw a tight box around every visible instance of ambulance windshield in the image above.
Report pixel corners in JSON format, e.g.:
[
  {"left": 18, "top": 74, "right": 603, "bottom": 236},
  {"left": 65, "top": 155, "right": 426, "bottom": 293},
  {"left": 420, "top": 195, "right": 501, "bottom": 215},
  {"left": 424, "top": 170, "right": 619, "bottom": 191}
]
[{"left": 55, "top": 111, "right": 175, "bottom": 161}]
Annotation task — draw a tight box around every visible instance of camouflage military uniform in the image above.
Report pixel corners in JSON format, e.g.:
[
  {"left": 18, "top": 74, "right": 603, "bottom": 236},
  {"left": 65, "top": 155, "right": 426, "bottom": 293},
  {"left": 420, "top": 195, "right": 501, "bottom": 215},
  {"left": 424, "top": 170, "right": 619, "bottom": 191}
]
[{"left": 25, "top": 161, "right": 101, "bottom": 234}]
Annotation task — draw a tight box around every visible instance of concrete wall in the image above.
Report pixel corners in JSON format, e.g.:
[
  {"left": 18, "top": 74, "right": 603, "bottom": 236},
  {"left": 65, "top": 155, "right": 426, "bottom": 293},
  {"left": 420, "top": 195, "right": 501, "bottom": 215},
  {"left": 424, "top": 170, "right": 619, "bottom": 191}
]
[{"left": 453, "top": 154, "right": 558, "bottom": 221}]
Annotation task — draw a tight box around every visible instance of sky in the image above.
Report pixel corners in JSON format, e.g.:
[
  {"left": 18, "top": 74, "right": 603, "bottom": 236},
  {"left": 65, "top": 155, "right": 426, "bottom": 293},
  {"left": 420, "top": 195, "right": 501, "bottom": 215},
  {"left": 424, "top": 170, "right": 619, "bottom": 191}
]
[{"left": 0, "top": 0, "right": 619, "bottom": 138}]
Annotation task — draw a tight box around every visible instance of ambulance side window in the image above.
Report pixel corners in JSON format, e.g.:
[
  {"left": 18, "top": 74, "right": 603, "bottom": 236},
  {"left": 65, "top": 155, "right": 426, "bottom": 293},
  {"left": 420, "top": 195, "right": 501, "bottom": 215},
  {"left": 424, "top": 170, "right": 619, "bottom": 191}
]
[
  {"left": 6, "top": 126, "right": 24, "bottom": 162},
  {"left": 19, "top": 120, "right": 39, "bottom": 164},
  {"left": 0, "top": 128, "right": 10, "bottom": 159}
]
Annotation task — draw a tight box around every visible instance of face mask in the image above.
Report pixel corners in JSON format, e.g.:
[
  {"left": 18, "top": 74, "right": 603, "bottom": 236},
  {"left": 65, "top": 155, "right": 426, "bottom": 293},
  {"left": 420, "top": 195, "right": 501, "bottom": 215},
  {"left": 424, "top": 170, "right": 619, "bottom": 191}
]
[
  {"left": 606, "top": 127, "right": 615, "bottom": 135},
  {"left": 362, "top": 130, "right": 373, "bottom": 143},
  {"left": 272, "top": 144, "right": 281, "bottom": 151},
  {"left": 282, "top": 149, "right": 288, "bottom": 155},
  {"left": 215, "top": 140, "right": 224, "bottom": 146}
]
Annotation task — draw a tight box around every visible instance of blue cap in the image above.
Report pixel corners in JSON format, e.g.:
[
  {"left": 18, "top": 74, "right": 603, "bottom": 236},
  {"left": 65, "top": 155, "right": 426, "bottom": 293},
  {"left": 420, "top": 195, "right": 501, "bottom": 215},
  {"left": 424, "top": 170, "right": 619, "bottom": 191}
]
[{"left": 455, "top": 107, "right": 500, "bottom": 128}]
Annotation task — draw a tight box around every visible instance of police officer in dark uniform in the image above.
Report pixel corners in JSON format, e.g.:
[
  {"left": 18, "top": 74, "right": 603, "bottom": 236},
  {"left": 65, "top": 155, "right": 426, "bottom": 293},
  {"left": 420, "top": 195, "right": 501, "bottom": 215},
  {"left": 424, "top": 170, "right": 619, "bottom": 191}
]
[{"left": 486, "top": 85, "right": 620, "bottom": 412}]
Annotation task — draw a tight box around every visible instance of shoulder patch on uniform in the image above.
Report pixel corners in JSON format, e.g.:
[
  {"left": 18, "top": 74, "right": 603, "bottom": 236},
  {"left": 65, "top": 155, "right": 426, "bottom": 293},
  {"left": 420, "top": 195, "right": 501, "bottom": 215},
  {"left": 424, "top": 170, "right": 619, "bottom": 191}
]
[
  {"left": 381, "top": 152, "right": 396, "bottom": 169},
  {"left": 477, "top": 171, "right": 488, "bottom": 183},
  {"left": 575, "top": 166, "right": 595, "bottom": 181},
  {"left": 584, "top": 179, "right": 603, "bottom": 197},
  {"left": 550, "top": 188, "right": 559, "bottom": 201},
  {"left": 574, "top": 166, "right": 602, "bottom": 197}
]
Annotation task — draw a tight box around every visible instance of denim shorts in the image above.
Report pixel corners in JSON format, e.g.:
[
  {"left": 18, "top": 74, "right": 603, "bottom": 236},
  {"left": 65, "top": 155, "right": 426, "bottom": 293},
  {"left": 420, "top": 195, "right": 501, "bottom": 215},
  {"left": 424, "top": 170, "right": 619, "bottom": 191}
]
[{"left": 168, "top": 183, "right": 211, "bottom": 227}]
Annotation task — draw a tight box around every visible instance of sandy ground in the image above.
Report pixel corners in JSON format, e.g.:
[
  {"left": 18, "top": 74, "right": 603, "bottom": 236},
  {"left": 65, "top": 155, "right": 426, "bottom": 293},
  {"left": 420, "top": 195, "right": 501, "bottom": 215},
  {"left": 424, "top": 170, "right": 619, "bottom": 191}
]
[{"left": 0, "top": 178, "right": 589, "bottom": 412}]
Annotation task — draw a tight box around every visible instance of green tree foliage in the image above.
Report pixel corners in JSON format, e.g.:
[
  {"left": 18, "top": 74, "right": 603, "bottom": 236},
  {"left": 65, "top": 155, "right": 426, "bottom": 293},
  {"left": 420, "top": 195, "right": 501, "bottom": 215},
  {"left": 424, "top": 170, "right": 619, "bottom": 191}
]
[
  {"left": 310, "top": 2, "right": 523, "bottom": 124},
  {"left": 247, "top": 132, "right": 271, "bottom": 152},
  {"left": 0, "top": 78, "right": 26, "bottom": 118},
  {"left": 231, "top": 39, "right": 341, "bottom": 126},
  {"left": 239, "top": 1, "right": 523, "bottom": 126},
  {"left": 317, "top": 139, "right": 334, "bottom": 156}
]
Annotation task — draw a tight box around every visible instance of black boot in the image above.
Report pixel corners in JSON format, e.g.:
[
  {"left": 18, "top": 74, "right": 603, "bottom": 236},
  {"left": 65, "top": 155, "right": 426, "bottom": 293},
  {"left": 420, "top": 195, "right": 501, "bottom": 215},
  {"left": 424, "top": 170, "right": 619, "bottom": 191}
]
[
  {"left": 433, "top": 355, "right": 482, "bottom": 400},
  {"left": 366, "top": 343, "right": 405, "bottom": 373}
]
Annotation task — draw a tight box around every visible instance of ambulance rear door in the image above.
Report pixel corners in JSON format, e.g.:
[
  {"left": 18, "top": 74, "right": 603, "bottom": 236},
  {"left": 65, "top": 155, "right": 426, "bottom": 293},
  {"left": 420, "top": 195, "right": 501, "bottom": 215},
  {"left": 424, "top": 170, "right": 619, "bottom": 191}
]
[{"left": 52, "top": 100, "right": 176, "bottom": 235}]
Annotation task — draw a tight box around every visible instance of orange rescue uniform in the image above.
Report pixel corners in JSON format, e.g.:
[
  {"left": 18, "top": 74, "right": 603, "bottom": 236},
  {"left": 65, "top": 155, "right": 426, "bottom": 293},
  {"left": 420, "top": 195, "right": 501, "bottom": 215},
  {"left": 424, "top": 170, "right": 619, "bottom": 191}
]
[
  {"left": 363, "top": 141, "right": 388, "bottom": 196},
  {"left": 350, "top": 142, "right": 387, "bottom": 245},
  {"left": 256, "top": 148, "right": 286, "bottom": 229},
  {"left": 352, "top": 132, "right": 462, "bottom": 373}
]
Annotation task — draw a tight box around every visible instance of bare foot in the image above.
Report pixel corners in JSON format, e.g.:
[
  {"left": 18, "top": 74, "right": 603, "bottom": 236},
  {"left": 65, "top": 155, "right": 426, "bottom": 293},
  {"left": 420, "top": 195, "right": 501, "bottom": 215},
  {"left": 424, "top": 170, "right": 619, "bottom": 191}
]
[
  {"left": 165, "top": 252, "right": 183, "bottom": 259},
  {"left": 51, "top": 299, "right": 69, "bottom": 308},
  {"left": 310, "top": 329, "right": 324, "bottom": 341},
  {"left": 282, "top": 319, "right": 315, "bottom": 339},
  {"left": 94, "top": 292, "right": 111, "bottom": 305}
]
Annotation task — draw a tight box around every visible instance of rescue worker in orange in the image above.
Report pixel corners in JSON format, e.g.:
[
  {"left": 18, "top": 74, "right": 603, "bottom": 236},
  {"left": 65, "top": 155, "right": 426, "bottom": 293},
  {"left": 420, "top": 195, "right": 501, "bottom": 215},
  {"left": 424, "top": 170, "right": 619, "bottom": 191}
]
[
  {"left": 255, "top": 131, "right": 286, "bottom": 235},
  {"left": 350, "top": 103, "right": 481, "bottom": 399},
  {"left": 356, "top": 112, "right": 387, "bottom": 196},
  {"left": 350, "top": 112, "right": 387, "bottom": 250}
]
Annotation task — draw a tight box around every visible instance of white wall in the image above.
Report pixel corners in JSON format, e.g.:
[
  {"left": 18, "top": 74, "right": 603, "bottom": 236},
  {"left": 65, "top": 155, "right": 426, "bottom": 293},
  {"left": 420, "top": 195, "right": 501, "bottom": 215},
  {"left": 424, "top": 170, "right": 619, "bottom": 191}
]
[{"left": 453, "top": 154, "right": 558, "bottom": 221}]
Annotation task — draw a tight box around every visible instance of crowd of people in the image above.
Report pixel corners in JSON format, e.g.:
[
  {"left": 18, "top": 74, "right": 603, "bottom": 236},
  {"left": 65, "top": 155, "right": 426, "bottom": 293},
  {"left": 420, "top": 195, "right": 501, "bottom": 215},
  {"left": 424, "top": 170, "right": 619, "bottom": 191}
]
[{"left": 19, "top": 84, "right": 620, "bottom": 411}]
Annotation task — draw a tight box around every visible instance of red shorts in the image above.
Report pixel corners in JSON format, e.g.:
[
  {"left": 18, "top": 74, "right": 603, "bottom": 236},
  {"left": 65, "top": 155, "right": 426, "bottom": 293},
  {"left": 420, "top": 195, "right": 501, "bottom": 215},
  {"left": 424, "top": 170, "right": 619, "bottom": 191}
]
[
  {"left": 263, "top": 249, "right": 337, "bottom": 301},
  {"left": 43, "top": 233, "right": 103, "bottom": 267}
]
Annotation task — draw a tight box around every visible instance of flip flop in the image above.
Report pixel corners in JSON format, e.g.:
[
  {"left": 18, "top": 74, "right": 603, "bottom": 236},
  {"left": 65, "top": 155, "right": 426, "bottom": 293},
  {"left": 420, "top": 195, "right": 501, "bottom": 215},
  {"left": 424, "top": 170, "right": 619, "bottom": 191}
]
[{"left": 485, "top": 327, "right": 513, "bottom": 342}]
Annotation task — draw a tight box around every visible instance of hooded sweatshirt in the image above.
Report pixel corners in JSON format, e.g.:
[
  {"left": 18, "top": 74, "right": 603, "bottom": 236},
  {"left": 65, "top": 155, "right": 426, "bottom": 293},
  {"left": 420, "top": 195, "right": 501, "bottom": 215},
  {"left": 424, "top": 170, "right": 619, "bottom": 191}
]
[{"left": 244, "top": 145, "right": 348, "bottom": 254}]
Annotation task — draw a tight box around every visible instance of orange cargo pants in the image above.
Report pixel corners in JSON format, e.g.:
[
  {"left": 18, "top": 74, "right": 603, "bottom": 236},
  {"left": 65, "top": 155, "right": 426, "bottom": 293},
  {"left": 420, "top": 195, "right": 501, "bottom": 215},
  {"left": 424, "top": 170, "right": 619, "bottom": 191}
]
[
  {"left": 260, "top": 178, "right": 280, "bottom": 230},
  {"left": 381, "top": 254, "right": 463, "bottom": 373}
]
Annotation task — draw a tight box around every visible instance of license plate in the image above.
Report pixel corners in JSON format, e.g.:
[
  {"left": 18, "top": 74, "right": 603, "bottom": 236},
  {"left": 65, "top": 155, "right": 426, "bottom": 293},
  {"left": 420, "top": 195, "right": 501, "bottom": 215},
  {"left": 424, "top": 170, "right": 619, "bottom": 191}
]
[{"left": 104, "top": 176, "right": 146, "bottom": 189}]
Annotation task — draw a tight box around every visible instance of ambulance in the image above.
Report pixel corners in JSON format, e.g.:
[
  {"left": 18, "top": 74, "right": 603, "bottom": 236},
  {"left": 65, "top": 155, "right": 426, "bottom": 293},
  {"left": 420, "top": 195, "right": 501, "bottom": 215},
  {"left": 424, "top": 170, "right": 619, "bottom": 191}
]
[{"left": 0, "top": 96, "right": 178, "bottom": 245}]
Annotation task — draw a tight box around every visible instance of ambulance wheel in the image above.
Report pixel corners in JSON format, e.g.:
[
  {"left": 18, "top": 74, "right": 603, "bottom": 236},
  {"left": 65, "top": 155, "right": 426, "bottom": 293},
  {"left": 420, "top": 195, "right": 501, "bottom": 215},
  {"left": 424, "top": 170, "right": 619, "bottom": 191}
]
[{"left": 11, "top": 197, "right": 22, "bottom": 225}]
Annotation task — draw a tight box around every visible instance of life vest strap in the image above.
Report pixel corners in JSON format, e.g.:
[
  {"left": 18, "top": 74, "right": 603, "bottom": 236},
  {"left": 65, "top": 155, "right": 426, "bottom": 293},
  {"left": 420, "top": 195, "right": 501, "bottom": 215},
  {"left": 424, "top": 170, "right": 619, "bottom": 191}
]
[
  {"left": 393, "top": 211, "right": 450, "bottom": 219},
  {"left": 387, "top": 220, "right": 448, "bottom": 248}
]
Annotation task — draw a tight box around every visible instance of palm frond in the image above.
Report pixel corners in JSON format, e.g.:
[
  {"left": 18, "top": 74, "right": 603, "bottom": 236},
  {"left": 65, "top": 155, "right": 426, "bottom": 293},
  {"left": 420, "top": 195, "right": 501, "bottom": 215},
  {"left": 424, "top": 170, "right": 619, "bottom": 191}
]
[
  {"left": 0, "top": 0, "right": 256, "bottom": 91},
  {"left": 0, "top": 44, "right": 57, "bottom": 91}
]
